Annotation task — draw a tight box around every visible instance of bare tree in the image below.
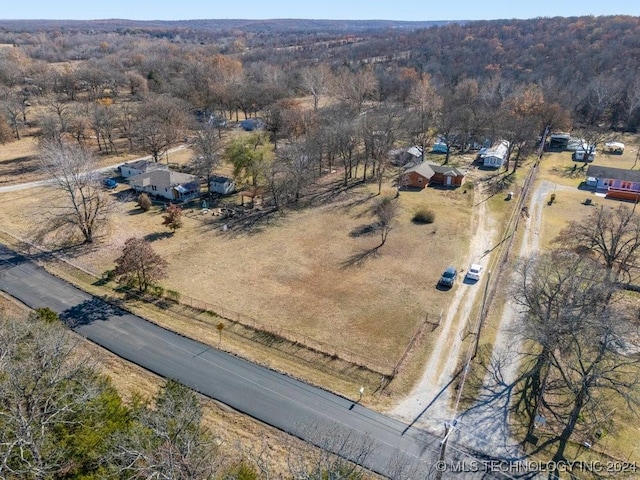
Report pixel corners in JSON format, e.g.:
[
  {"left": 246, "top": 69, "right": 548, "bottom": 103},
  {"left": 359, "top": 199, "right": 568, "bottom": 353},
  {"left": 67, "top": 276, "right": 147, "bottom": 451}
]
[
  {"left": 191, "top": 124, "right": 221, "bottom": 194},
  {"left": 406, "top": 73, "right": 440, "bottom": 161},
  {"left": 330, "top": 66, "right": 379, "bottom": 113},
  {"left": 38, "top": 140, "right": 112, "bottom": 244},
  {"left": 511, "top": 251, "right": 640, "bottom": 467},
  {"left": 360, "top": 105, "right": 401, "bottom": 194},
  {"left": 133, "top": 94, "right": 189, "bottom": 162},
  {"left": 373, "top": 196, "right": 399, "bottom": 248},
  {"left": 547, "top": 309, "right": 640, "bottom": 466},
  {"left": 512, "top": 252, "right": 610, "bottom": 442},
  {"left": 300, "top": 64, "right": 331, "bottom": 111},
  {"left": 113, "top": 237, "right": 167, "bottom": 292},
  {"left": 554, "top": 204, "right": 640, "bottom": 283},
  {"left": 570, "top": 126, "right": 613, "bottom": 161},
  {"left": 285, "top": 423, "right": 373, "bottom": 480},
  {"left": 0, "top": 315, "right": 123, "bottom": 479},
  {"left": 114, "top": 380, "right": 221, "bottom": 480},
  {"left": 0, "top": 86, "right": 26, "bottom": 140}
]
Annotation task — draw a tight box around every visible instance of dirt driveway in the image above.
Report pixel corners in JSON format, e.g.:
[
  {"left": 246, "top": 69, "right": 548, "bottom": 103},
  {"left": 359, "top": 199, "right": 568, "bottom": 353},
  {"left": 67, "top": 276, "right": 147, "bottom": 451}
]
[
  {"left": 390, "top": 178, "right": 502, "bottom": 425},
  {"left": 391, "top": 180, "right": 575, "bottom": 457}
]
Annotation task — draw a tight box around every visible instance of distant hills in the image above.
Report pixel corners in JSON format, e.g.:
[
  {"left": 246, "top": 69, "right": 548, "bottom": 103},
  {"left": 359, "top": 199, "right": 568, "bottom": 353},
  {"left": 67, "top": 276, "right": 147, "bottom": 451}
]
[{"left": 0, "top": 18, "right": 455, "bottom": 33}]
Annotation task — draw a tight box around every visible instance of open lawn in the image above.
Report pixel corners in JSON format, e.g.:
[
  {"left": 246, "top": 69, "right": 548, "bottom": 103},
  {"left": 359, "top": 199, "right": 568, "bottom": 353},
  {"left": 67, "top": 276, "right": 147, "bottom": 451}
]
[{"left": 0, "top": 168, "right": 475, "bottom": 376}]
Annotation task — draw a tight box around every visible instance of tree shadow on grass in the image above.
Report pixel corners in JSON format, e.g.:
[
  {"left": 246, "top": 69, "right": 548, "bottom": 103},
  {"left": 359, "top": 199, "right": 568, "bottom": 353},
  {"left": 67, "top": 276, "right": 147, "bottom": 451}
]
[
  {"left": 349, "top": 223, "right": 380, "bottom": 238},
  {"left": 551, "top": 163, "right": 588, "bottom": 179},
  {"left": 214, "top": 206, "right": 280, "bottom": 237},
  {"left": 341, "top": 245, "right": 381, "bottom": 268},
  {"left": 60, "top": 297, "right": 125, "bottom": 328},
  {"left": 143, "top": 231, "right": 173, "bottom": 242}
]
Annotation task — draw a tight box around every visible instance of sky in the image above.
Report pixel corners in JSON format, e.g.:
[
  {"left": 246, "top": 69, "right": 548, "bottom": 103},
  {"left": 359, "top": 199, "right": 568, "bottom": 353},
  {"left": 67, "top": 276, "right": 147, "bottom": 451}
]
[{"left": 2, "top": 0, "right": 639, "bottom": 21}]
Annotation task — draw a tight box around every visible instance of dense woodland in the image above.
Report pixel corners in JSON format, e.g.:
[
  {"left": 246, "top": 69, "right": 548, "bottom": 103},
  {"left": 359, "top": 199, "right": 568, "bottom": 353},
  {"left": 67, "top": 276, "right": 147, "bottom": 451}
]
[
  {"left": 1, "top": 15, "right": 640, "bottom": 479},
  {"left": 0, "top": 16, "right": 638, "bottom": 209}
]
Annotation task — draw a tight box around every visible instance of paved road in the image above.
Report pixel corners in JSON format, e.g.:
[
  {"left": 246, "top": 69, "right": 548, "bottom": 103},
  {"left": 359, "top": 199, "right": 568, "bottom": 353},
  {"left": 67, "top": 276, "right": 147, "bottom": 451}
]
[{"left": 0, "top": 245, "right": 501, "bottom": 479}]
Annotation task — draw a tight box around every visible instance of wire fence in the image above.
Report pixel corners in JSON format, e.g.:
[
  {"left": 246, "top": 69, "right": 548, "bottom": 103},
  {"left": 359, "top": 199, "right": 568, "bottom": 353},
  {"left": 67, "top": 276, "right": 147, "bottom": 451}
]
[
  {"left": 0, "top": 228, "right": 402, "bottom": 378},
  {"left": 471, "top": 155, "right": 540, "bottom": 356},
  {"left": 172, "top": 291, "right": 399, "bottom": 377}
]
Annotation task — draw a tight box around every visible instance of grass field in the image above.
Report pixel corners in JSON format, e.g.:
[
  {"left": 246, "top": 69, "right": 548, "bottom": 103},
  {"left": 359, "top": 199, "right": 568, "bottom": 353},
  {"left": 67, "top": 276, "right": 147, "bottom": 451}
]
[{"left": 0, "top": 167, "right": 476, "bottom": 376}]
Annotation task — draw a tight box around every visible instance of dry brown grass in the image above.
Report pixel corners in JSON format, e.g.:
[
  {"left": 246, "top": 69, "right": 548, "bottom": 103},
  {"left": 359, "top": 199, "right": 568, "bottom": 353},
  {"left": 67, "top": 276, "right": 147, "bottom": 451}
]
[
  {"left": 0, "top": 136, "right": 41, "bottom": 185},
  {"left": 0, "top": 154, "right": 481, "bottom": 398}
]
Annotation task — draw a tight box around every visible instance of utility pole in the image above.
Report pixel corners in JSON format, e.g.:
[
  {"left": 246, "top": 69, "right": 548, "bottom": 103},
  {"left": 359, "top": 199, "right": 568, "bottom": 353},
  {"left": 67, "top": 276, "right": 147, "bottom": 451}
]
[{"left": 435, "top": 419, "right": 457, "bottom": 480}]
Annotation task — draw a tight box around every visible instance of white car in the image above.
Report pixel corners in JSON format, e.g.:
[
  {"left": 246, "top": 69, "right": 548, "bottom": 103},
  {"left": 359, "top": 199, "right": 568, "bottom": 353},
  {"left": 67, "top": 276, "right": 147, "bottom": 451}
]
[{"left": 466, "top": 264, "right": 483, "bottom": 281}]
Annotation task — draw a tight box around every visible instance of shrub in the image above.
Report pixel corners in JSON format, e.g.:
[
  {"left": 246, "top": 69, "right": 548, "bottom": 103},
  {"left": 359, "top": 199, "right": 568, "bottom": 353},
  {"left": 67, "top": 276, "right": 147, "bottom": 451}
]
[
  {"left": 165, "top": 289, "right": 181, "bottom": 303},
  {"left": 151, "top": 285, "right": 165, "bottom": 297},
  {"left": 413, "top": 208, "right": 436, "bottom": 224},
  {"left": 102, "top": 269, "right": 115, "bottom": 281},
  {"left": 34, "top": 307, "right": 59, "bottom": 323},
  {"left": 138, "top": 193, "right": 152, "bottom": 211},
  {"left": 223, "top": 463, "right": 259, "bottom": 480},
  {"left": 162, "top": 203, "right": 183, "bottom": 232}
]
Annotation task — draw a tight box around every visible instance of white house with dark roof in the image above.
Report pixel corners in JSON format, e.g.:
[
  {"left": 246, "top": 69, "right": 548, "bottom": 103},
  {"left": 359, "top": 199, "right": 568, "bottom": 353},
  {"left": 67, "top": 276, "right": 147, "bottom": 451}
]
[
  {"left": 128, "top": 169, "right": 200, "bottom": 202},
  {"left": 119, "top": 160, "right": 169, "bottom": 178}
]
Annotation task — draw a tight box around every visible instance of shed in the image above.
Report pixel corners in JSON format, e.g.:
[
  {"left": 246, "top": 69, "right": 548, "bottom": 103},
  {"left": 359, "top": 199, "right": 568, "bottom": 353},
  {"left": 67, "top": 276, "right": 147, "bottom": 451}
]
[
  {"left": 210, "top": 176, "right": 236, "bottom": 195},
  {"left": 605, "top": 142, "right": 625, "bottom": 154},
  {"left": 574, "top": 149, "right": 596, "bottom": 162},
  {"left": 432, "top": 142, "right": 448, "bottom": 154},
  {"left": 548, "top": 133, "right": 570, "bottom": 151},
  {"left": 240, "top": 118, "right": 264, "bottom": 131}
]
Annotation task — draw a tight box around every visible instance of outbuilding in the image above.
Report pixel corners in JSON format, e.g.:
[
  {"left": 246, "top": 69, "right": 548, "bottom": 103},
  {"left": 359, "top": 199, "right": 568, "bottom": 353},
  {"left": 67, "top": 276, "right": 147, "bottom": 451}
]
[{"left": 210, "top": 176, "right": 236, "bottom": 195}]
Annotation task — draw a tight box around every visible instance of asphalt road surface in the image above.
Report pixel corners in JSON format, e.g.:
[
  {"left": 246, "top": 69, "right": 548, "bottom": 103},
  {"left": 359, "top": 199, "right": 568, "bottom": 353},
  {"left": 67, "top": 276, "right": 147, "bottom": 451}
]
[{"left": 0, "top": 245, "right": 502, "bottom": 479}]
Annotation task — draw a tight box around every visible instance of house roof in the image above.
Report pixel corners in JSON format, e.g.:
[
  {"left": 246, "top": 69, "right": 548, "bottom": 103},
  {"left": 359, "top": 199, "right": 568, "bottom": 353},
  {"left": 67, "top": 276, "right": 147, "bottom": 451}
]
[
  {"left": 405, "top": 162, "right": 465, "bottom": 179},
  {"left": 586, "top": 165, "right": 640, "bottom": 183},
  {"left": 407, "top": 146, "right": 423, "bottom": 158},
  {"left": 211, "top": 175, "right": 234, "bottom": 184},
  {"left": 429, "top": 163, "right": 465, "bottom": 177},
  {"left": 481, "top": 140, "right": 509, "bottom": 159},
  {"left": 121, "top": 159, "right": 168, "bottom": 172},
  {"left": 129, "top": 169, "right": 199, "bottom": 189},
  {"left": 405, "top": 162, "right": 435, "bottom": 179}
]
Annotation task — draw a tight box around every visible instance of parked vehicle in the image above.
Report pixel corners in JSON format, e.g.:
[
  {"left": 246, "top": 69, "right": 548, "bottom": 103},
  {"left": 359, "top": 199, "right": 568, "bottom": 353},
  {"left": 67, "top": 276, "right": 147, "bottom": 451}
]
[
  {"left": 103, "top": 178, "right": 117, "bottom": 189},
  {"left": 438, "top": 266, "right": 457, "bottom": 288},
  {"left": 466, "top": 264, "right": 483, "bottom": 281}
]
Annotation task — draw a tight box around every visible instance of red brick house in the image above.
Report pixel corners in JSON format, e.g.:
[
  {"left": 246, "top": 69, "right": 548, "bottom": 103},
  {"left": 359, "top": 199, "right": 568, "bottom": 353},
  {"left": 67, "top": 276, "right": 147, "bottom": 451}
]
[{"left": 402, "top": 162, "right": 466, "bottom": 189}]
